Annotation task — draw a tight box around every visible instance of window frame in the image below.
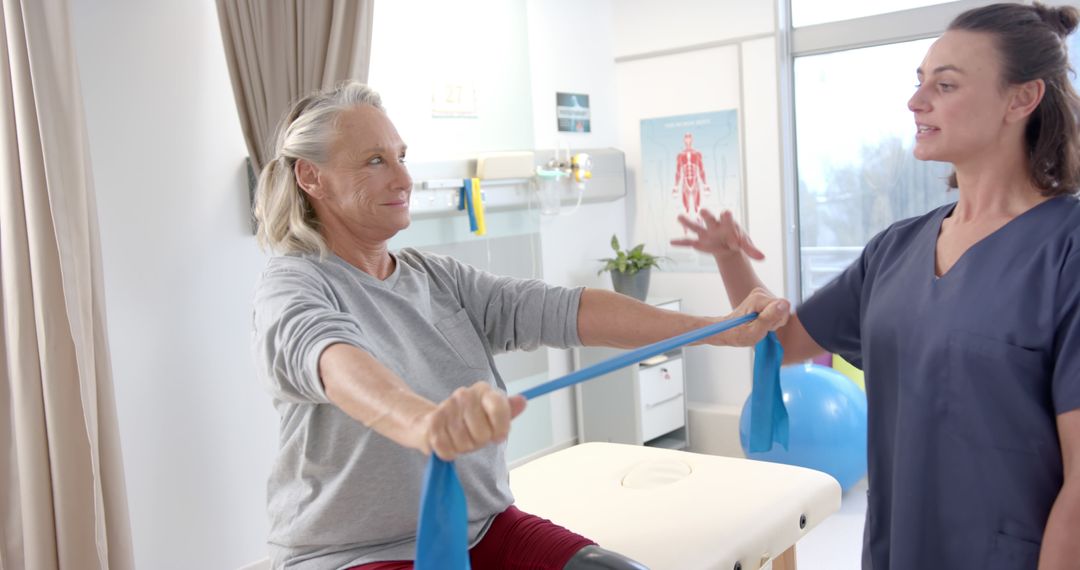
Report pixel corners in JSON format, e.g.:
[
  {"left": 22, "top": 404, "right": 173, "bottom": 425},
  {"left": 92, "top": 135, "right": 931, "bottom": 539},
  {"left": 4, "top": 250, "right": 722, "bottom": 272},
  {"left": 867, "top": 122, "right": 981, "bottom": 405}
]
[{"left": 777, "top": 0, "right": 990, "bottom": 301}]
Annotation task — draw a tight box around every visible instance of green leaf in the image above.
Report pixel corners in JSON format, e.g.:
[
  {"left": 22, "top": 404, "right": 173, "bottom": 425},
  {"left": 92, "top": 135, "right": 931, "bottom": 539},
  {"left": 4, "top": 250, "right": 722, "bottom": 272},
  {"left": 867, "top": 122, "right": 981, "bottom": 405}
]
[{"left": 599, "top": 234, "right": 661, "bottom": 274}]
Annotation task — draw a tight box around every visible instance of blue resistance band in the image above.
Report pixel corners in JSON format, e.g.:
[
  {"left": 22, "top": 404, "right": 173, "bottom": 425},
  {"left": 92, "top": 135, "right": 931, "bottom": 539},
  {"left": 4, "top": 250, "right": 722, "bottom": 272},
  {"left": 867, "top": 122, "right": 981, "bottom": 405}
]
[
  {"left": 748, "top": 331, "right": 788, "bottom": 453},
  {"left": 414, "top": 314, "right": 787, "bottom": 570},
  {"left": 458, "top": 180, "right": 478, "bottom": 233},
  {"left": 520, "top": 313, "right": 754, "bottom": 399}
]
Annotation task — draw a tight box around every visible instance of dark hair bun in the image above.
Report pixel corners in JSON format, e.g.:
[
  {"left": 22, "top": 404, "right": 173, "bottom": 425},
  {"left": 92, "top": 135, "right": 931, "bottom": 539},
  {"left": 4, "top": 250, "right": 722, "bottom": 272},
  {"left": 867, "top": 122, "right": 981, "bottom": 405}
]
[{"left": 1034, "top": 2, "right": 1079, "bottom": 38}]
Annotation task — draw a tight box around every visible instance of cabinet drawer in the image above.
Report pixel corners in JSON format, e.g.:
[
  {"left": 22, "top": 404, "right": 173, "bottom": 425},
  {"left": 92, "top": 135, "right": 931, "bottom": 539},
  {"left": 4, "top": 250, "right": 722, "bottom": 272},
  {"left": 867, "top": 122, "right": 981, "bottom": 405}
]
[
  {"left": 639, "top": 357, "right": 683, "bottom": 408},
  {"left": 641, "top": 393, "right": 685, "bottom": 442}
]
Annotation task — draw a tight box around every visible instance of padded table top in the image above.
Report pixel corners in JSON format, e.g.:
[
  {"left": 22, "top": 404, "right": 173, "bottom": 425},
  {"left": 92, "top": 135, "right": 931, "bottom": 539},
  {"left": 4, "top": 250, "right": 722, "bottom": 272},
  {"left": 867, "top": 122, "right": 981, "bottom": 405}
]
[{"left": 509, "top": 443, "right": 841, "bottom": 570}]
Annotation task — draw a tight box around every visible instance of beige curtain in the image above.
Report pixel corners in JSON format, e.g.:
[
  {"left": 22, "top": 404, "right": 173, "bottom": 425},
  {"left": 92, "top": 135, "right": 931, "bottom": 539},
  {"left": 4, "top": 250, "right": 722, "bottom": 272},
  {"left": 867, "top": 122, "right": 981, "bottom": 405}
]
[
  {"left": 216, "top": 0, "right": 376, "bottom": 172},
  {"left": 0, "top": 0, "right": 134, "bottom": 569}
]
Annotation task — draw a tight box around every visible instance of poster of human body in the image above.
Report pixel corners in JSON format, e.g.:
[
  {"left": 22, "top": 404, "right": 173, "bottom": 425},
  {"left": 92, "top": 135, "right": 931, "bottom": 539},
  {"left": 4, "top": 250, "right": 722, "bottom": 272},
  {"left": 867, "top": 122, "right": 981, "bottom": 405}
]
[{"left": 640, "top": 110, "right": 742, "bottom": 271}]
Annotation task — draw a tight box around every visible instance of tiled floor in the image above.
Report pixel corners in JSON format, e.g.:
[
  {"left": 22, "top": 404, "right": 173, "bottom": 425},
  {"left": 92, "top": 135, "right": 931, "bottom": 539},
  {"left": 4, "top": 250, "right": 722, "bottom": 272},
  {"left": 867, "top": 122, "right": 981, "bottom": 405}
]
[{"left": 795, "top": 478, "right": 868, "bottom": 569}]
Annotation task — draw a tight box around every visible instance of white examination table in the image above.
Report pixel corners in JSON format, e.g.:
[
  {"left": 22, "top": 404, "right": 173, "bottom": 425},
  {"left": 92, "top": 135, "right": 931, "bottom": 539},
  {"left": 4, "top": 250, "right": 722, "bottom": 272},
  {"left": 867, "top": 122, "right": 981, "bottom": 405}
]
[{"left": 510, "top": 442, "right": 842, "bottom": 570}]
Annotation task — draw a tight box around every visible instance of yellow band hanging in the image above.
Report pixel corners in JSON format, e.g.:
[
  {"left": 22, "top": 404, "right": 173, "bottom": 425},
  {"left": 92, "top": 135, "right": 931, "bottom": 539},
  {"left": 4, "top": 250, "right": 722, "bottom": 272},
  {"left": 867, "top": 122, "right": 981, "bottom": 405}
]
[{"left": 471, "top": 177, "right": 486, "bottom": 236}]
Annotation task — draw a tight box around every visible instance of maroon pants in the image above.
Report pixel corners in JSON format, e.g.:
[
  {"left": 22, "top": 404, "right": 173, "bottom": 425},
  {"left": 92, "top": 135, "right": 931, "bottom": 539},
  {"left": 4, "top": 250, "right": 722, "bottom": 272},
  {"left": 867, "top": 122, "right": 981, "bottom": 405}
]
[{"left": 348, "top": 505, "right": 595, "bottom": 570}]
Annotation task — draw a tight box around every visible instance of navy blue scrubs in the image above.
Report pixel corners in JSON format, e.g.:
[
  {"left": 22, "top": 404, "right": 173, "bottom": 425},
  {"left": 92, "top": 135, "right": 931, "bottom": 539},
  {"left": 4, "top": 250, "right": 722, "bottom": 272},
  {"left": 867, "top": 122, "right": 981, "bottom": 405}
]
[{"left": 798, "top": 195, "right": 1080, "bottom": 569}]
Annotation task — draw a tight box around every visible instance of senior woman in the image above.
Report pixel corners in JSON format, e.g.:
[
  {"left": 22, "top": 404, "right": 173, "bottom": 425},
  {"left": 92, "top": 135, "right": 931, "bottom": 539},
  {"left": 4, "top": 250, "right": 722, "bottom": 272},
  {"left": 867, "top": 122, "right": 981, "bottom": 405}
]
[{"left": 251, "top": 81, "right": 789, "bottom": 570}]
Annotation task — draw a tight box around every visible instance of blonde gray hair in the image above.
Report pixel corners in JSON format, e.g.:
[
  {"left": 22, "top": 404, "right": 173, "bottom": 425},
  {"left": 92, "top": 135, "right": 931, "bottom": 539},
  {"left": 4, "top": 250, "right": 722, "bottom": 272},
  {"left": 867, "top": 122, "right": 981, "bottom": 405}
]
[{"left": 254, "top": 81, "right": 385, "bottom": 254}]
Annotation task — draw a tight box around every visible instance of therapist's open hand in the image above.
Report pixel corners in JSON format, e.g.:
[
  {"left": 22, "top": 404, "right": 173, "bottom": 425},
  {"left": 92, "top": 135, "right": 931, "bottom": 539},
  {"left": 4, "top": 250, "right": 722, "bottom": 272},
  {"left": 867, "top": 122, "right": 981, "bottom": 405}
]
[
  {"left": 419, "top": 382, "right": 526, "bottom": 461},
  {"left": 671, "top": 209, "right": 765, "bottom": 260},
  {"left": 704, "top": 288, "right": 790, "bottom": 348}
]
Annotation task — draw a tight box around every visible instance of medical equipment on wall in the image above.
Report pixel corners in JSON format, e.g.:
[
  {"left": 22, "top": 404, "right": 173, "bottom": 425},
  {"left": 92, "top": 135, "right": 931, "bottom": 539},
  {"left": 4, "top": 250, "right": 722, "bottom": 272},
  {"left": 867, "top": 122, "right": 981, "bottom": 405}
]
[
  {"left": 534, "top": 162, "right": 568, "bottom": 215},
  {"left": 407, "top": 147, "right": 624, "bottom": 229},
  {"left": 534, "top": 145, "right": 592, "bottom": 216}
]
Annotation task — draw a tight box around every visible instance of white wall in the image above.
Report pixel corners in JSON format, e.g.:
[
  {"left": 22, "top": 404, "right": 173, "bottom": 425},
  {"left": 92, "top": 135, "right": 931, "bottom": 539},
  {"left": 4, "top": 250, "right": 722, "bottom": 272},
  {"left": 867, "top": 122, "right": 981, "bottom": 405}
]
[
  {"left": 368, "top": 0, "right": 535, "bottom": 160},
  {"left": 614, "top": 3, "right": 786, "bottom": 410},
  {"left": 527, "top": 0, "right": 619, "bottom": 151},
  {"left": 371, "top": 0, "right": 626, "bottom": 457},
  {"left": 526, "top": 0, "right": 626, "bottom": 450},
  {"left": 70, "top": 1, "right": 276, "bottom": 569},
  {"left": 612, "top": 0, "right": 775, "bottom": 58},
  {"left": 378, "top": 0, "right": 629, "bottom": 452}
]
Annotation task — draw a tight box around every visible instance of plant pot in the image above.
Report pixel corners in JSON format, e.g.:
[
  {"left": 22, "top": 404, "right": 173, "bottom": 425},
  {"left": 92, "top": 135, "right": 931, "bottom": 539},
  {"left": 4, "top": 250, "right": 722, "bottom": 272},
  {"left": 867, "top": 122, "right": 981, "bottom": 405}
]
[{"left": 610, "top": 268, "right": 651, "bottom": 301}]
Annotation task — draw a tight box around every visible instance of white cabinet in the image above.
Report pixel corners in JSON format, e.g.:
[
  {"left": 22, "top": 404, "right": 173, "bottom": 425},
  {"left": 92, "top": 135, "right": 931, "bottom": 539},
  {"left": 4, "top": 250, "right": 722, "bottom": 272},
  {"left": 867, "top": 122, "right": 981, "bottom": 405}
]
[{"left": 574, "top": 299, "right": 689, "bottom": 449}]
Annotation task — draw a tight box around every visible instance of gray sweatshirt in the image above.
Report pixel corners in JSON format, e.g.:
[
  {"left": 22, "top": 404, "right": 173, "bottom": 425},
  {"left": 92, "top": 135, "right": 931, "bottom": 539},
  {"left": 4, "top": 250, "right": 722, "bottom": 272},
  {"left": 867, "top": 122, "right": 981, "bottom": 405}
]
[{"left": 251, "top": 248, "right": 583, "bottom": 569}]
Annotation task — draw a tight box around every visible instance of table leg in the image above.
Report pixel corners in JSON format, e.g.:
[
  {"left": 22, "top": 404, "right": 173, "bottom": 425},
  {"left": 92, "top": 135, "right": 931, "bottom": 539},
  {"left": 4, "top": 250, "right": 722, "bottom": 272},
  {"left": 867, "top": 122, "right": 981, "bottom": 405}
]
[{"left": 771, "top": 546, "right": 797, "bottom": 570}]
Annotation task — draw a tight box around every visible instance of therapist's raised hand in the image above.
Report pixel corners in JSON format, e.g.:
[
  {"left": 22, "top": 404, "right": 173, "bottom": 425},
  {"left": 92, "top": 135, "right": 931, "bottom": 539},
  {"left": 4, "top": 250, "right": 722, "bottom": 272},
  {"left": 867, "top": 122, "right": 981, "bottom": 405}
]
[
  {"left": 705, "top": 288, "right": 790, "bottom": 348},
  {"left": 419, "top": 382, "right": 526, "bottom": 461},
  {"left": 671, "top": 209, "right": 765, "bottom": 260}
]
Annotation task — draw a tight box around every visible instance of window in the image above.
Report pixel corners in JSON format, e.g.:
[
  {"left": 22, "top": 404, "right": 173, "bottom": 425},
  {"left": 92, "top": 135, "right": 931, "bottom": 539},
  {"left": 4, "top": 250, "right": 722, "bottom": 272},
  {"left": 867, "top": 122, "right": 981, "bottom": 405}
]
[
  {"left": 785, "top": 1, "right": 1080, "bottom": 300},
  {"left": 789, "top": 22, "right": 1080, "bottom": 300},
  {"left": 793, "top": 39, "right": 954, "bottom": 299}
]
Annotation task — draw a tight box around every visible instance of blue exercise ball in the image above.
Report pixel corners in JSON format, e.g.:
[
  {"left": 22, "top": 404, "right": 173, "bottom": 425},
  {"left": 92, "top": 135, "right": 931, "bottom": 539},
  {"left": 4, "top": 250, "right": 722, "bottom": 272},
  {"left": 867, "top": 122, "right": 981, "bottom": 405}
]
[{"left": 739, "top": 363, "right": 868, "bottom": 492}]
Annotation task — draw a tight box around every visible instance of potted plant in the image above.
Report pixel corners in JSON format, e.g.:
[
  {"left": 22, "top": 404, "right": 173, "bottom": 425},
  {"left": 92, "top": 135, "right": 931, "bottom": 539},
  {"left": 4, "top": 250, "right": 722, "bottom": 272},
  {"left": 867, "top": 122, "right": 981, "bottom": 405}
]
[{"left": 599, "top": 234, "right": 661, "bottom": 301}]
